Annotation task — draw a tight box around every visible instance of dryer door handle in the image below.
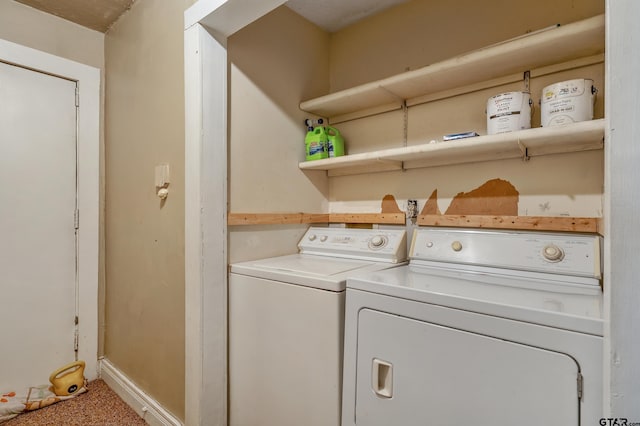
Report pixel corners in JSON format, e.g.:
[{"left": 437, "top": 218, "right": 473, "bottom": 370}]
[{"left": 372, "top": 358, "right": 393, "bottom": 398}]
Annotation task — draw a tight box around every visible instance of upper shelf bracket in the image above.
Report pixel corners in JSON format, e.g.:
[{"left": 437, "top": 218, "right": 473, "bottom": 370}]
[{"left": 518, "top": 139, "right": 531, "bottom": 162}]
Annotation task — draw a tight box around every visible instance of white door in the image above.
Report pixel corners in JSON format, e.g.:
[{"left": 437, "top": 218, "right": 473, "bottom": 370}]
[
  {"left": 355, "top": 309, "right": 580, "bottom": 426},
  {"left": 0, "top": 61, "right": 77, "bottom": 390}
]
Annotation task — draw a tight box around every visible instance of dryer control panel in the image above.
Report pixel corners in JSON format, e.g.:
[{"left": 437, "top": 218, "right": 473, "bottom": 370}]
[
  {"left": 299, "top": 227, "right": 407, "bottom": 263},
  {"left": 411, "top": 228, "right": 601, "bottom": 279}
]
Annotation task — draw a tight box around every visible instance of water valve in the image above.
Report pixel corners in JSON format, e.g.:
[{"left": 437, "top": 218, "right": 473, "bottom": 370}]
[{"left": 406, "top": 199, "right": 418, "bottom": 219}]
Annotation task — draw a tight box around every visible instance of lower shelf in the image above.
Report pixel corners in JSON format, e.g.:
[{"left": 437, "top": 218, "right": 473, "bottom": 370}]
[{"left": 299, "top": 119, "right": 605, "bottom": 177}]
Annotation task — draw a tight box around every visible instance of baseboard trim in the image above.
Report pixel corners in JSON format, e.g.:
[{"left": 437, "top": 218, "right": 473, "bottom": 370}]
[{"left": 99, "top": 358, "right": 182, "bottom": 426}]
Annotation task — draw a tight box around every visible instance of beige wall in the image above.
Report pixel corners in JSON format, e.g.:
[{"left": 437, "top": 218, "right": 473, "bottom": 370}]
[
  {"left": 0, "top": 1, "right": 104, "bottom": 70},
  {"left": 228, "top": 6, "right": 330, "bottom": 263},
  {"left": 104, "top": 0, "right": 195, "bottom": 420},
  {"left": 329, "top": 0, "right": 604, "bottom": 91},
  {"left": 326, "top": 0, "right": 605, "bottom": 218},
  {"left": 2, "top": 0, "right": 189, "bottom": 418}
]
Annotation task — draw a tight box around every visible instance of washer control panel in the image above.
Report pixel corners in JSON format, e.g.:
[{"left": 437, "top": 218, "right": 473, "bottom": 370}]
[
  {"left": 299, "top": 227, "right": 407, "bottom": 263},
  {"left": 411, "top": 228, "right": 601, "bottom": 278}
]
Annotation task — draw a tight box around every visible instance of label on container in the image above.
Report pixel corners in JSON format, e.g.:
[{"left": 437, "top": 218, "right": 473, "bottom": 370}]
[
  {"left": 327, "top": 141, "right": 335, "bottom": 157},
  {"left": 308, "top": 141, "right": 325, "bottom": 156},
  {"left": 541, "top": 79, "right": 595, "bottom": 127},
  {"left": 487, "top": 92, "right": 532, "bottom": 135}
]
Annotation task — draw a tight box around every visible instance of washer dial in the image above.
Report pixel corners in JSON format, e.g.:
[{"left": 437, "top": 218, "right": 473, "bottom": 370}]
[
  {"left": 542, "top": 244, "right": 564, "bottom": 262},
  {"left": 369, "top": 235, "right": 388, "bottom": 249}
]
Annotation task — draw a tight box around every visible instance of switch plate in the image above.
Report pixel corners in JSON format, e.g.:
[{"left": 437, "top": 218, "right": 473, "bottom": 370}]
[{"left": 155, "top": 164, "right": 170, "bottom": 187}]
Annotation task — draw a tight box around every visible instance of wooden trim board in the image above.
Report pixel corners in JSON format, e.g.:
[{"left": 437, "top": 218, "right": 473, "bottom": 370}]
[
  {"left": 329, "top": 213, "right": 405, "bottom": 224},
  {"left": 100, "top": 358, "right": 182, "bottom": 426},
  {"left": 227, "top": 212, "right": 404, "bottom": 225},
  {"left": 228, "top": 212, "right": 599, "bottom": 233},
  {"left": 418, "top": 215, "right": 599, "bottom": 233},
  {"left": 229, "top": 194, "right": 406, "bottom": 225},
  {"left": 228, "top": 213, "right": 329, "bottom": 225}
]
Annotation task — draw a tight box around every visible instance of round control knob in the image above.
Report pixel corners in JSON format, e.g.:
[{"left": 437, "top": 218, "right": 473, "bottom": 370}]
[
  {"left": 426, "top": 241, "right": 434, "bottom": 248},
  {"left": 542, "top": 244, "right": 564, "bottom": 262},
  {"left": 308, "top": 234, "right": 317, "bottom": 241},
  {"left": 451, "top": 241, "right": 463, "bottom": 252},
  {"left": 320, "top": 235, "right": 328, "bottom": 242},
  {"left": 369, "top": 235, "right": 387, "bottom": 249}
]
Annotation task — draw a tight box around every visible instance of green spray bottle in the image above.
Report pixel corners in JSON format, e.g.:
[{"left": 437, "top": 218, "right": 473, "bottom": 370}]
[
  {"left": 326, "top": 126, "right": 345, "bottom": 157},
  {"left": 305, "top": 125, "right": 328, "bottom": 161}
]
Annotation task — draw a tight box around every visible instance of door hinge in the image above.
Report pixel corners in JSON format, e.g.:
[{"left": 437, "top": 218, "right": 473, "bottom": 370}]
[
  {"left": 74, "top": 316, "right": 79, "bottom": 352},
  {"left": 75, "top": 87, "right": 79, "bottom": 107},
  {"left": 577, "top": 372, "right": 583, "bottom": 400},
  {"left": 74, "top": 209, "right": 79, "bottom": 230}
]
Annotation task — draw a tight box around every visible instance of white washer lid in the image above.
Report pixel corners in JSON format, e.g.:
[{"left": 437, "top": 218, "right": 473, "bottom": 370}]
[
  {"left": 347, "top": 265, "right": 603, "bottom": 335},
  {"left": 231, "top": 254, "right": 404, "bottom": 292},
  {"left": 255, "top": 255, "right": 372, "bottom": 276}
]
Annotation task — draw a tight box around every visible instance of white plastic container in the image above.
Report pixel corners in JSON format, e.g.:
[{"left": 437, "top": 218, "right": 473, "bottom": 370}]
[
  {"left": 486, "top": 92, "right": 532, "bottom": 135},
  {"left": 540, "top": 79, "right": 596, "bottom": 127}
]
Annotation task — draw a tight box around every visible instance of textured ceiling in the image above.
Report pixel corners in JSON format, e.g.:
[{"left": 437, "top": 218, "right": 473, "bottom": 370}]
[
  {"left": 16, "top": 0, "right": 408, "bottom": 34},
  {"left": 15, "top": 0, "right": 135, "bottom": 33},
  {"left": 286, "top": 0, "right": 410, "bottom": 32}
]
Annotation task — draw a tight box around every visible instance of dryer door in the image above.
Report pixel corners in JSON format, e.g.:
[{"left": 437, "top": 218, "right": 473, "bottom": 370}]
[{"left": 355, "top": 309, "right": 580, "bottom": 426}]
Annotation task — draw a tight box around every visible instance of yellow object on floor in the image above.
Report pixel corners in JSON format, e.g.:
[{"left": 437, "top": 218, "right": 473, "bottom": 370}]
[
  {"left": 0, "top": 360, "right": 87, "bottom": 423},
  {"left": 49, "top": 360, "right": 85, "bottom": 396}
]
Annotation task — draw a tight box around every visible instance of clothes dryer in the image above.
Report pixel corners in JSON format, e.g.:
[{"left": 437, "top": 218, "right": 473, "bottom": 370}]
[
  {"left": 229, "top": 226, "right": 407, "bottom": 426},
  {"left": 342, "top": 227, "right": 603, "bottom": 426}
]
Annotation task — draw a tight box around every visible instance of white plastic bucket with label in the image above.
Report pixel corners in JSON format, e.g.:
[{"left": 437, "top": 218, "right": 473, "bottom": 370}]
[
  {"left": 486, "top": 92, "right": 532, "bottom": 135},
  {"left": 540, "top": 79, "right": 596, "bottom": 127}
]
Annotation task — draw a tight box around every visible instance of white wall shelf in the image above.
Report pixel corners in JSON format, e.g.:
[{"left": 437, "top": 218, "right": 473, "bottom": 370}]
[
  {"left": 299, "top": 119, "right": 604, "bottom": 176},
  {"left": 299, "top": 14, "right": 604, "bottom": 121}
]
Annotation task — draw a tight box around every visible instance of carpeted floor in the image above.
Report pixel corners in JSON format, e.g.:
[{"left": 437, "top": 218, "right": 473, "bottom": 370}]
[{"left": 4, "top": 379, "right": 146, "bottom": 426}]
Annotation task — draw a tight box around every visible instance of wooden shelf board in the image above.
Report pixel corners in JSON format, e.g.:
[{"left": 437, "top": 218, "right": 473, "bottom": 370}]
[
  {"left": 228, "top": 212, "right": 599, "bottom": 233},
  {"left": 300, "top": 15, "right": 604, "bottom": 119},
  {"left": 329, "top": 213, "right": 405, "bottom": 225},
  {"left": 418, "top": 215, "right": 600, "bottom": 234},
  {"left": 299, "top": 119, "right": 604, "bottom": 175},
  {"left": 299, "top": 153, "right": 403, "bottom": 174},
  {"left": 227, "top": 212, "right": 405, "bottom": 225},
  {"left": 228, "top": 213, "right": 329, "bottom": 226}
]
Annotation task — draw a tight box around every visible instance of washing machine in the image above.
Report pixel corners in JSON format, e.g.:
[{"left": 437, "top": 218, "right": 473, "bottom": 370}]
[
  {"left": 342, "top": 227, "right": 603, "bottom": 426},
  {"left": 229, "top": 226, "right": 407, "bottom": 426}
]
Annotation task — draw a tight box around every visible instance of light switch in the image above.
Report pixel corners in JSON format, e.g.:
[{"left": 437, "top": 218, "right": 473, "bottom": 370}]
[{"left": 155, "top": 164, "right": 170, "bottom": 187}]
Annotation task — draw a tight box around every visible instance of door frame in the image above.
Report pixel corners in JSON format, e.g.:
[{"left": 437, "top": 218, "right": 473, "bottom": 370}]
[
  {"left": 184, "top": 1, "right": 287, "bottom": 424},
  {"left": 0, "top": 38, "right": 100, "bottom": 380}
]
